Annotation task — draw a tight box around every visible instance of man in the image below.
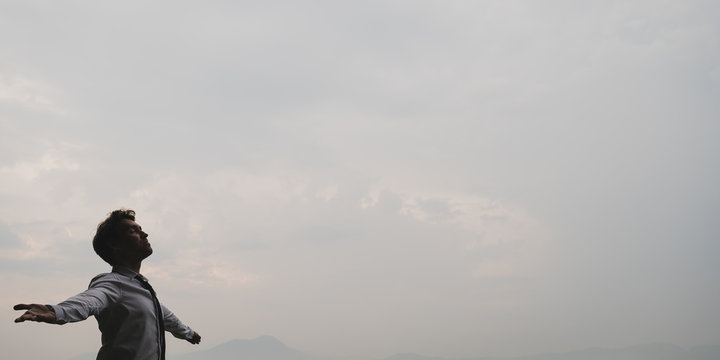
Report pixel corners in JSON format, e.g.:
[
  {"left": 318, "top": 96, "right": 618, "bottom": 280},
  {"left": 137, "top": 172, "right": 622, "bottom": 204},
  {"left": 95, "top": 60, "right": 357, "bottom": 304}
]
[{"left": 14, "top": 209, "right": 201, "bottom": 360}]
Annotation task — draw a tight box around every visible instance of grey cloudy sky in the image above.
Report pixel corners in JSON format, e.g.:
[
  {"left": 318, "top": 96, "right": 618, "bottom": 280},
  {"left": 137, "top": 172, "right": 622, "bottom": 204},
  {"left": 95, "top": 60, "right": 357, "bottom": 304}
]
[{"left": 1, "top": 1, "right": 719, "bottom": 359}]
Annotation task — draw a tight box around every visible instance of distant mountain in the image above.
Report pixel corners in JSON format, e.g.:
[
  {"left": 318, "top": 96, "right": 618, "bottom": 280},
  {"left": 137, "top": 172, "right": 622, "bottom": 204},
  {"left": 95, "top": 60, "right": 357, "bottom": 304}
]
[
  {"left": 65, "top": 336, "right": 720, "bottom": 360},
  {"left": 384, "top": 353, "right": 448, "bottom": 360},
  {"left": 62, "top": 335, "right": 314, "bottom": 360},
  {"left": 507, "top": 342, "right": 720, "bottom": 360},
  {"left": 175, "top": 335, "right": 318, "bottom": 360},
  {"left": 690, "top": 345, "right": 720, "bottom": 360},
  {"left": 374, "top": 343, "right": 720, "bottom": 360}
]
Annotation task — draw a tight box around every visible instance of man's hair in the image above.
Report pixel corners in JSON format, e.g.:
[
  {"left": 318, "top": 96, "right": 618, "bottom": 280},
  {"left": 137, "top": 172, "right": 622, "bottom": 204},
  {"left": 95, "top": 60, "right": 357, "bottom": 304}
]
[{"left": 93, "top": 209, "right": 136, "bottom": 265}]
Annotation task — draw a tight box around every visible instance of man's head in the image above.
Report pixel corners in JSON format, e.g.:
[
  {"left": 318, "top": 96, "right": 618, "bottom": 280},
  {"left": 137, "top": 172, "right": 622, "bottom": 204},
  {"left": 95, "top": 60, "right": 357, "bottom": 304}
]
[{"left": 93, "top": 209, "right": 153, "bottom": 266}]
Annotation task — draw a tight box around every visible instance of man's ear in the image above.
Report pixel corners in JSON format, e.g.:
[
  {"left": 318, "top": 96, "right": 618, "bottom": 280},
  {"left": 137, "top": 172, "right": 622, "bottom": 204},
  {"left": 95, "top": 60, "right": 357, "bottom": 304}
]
[{"left": 108, "top": 236, "right": 122, "bottom": 252}]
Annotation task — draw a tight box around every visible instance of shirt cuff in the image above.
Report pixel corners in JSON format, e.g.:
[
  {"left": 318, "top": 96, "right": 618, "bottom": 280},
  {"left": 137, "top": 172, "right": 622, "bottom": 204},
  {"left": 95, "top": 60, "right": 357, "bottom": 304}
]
[{"left": 50, "top": 304, "right": 68, "bottom": 325}]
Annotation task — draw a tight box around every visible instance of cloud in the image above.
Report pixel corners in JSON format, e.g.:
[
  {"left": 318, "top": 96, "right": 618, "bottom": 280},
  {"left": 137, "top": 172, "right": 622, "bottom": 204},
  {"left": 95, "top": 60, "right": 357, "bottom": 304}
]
[
  {"left": 0, "top": 73, "right": 67, "bottom": 115},
  {"left": 73, "top": 167, "right": 554, "bottom": 302},
  {"left": 0, "top": 221, "right": 23, "bottom": 249},
  {"left": 1, "top": 147, "right": 80, "bottom": 181}
]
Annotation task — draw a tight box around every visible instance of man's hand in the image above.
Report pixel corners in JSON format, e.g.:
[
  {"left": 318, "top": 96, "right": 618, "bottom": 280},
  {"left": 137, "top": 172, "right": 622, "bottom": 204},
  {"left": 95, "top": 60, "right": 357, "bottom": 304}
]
[
  {"left": 13, "top": 304, "right": 57, "bottom": 324},
  {"left": 187, "top": 331, "right": 201, "bottom": 344}
]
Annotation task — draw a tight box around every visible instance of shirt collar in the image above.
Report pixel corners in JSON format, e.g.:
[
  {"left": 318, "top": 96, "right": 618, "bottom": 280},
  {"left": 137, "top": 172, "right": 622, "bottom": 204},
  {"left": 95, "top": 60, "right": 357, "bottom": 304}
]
[{"left": 112, "top": 265, "right": 142, "bottom": 279}]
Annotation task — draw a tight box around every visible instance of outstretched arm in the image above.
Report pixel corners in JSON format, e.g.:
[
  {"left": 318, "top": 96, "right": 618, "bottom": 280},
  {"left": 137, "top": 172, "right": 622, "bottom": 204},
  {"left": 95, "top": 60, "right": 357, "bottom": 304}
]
[
  {"left": 161, "top": 304, "right": 201, "bottom": 344},
  {"left": 13, "top": 304, "right": 57, "bottom": 324}
]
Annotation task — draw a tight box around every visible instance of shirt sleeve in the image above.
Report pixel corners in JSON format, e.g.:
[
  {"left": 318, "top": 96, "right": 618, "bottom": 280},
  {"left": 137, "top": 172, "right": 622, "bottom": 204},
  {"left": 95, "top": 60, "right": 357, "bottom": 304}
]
[
  {"left": 161, "top": 303, "right": 195, "bottom": 340},
  {"left": 52, "top": 274, "right": 120, "bottom": 325}
]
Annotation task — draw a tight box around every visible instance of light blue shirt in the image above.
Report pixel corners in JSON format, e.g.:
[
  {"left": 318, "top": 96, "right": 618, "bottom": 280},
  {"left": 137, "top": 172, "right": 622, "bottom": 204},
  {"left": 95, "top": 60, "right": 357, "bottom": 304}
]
[{"left": 53, "top": 266, "right": 194, "bottom": 360}]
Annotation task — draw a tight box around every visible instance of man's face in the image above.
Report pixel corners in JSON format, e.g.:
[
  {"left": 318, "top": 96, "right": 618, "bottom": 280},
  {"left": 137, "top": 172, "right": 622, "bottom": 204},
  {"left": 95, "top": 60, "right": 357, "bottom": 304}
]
[{"left": 112, "top": 219, "right": 153, "bottom": 262}]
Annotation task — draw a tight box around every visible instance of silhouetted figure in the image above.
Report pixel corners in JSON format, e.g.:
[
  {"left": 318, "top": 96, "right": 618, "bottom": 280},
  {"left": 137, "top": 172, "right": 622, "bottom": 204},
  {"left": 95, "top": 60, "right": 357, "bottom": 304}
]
[{"left": 14, "top": 209, "right": 201, "bottom": 360}]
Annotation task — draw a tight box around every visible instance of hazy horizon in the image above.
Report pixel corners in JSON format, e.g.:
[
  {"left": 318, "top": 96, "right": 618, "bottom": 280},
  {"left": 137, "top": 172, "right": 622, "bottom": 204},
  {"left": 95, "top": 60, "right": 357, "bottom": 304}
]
[
  {"left": 67, "top": 334, "right": 720, "bottom": 360},
  {"left": 2, "top": 1, "right": 719, "bottom": 359}
]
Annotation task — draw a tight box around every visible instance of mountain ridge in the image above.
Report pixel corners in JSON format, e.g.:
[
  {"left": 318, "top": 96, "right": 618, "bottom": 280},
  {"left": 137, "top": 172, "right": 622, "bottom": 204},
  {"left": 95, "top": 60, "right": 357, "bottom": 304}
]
[{"left": 65, "top": 336, "right": 720, "bottom": 360}]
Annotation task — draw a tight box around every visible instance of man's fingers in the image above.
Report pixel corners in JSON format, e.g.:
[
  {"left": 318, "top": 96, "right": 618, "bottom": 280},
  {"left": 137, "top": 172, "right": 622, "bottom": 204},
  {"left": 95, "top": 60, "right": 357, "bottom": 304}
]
[
  {"left": 188, "top": 331, "right": 201, "bottom": 344},
  {"left": 14, "top": 313, "right": 34, "bottom": 323},
  {"left": 13, "top": 304, "right": 49, "bottom": 323},
  {"left": 13, "top": 304, "right": 33, "bottom": 323}
]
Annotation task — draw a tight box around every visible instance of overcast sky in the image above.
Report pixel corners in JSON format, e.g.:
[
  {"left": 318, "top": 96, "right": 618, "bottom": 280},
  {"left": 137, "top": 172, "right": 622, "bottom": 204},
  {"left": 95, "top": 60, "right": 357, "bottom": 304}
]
[{"left": 1, "top": 1, "right": 719, "bottom": 359}]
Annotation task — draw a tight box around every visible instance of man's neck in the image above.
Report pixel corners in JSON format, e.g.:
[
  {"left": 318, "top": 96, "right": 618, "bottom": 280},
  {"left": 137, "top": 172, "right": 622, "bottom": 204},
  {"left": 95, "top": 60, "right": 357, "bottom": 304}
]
[{"left": 115, "top": 261, "right": 142, "bottom": 274}]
